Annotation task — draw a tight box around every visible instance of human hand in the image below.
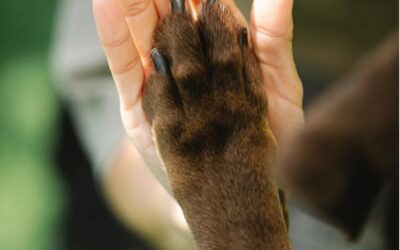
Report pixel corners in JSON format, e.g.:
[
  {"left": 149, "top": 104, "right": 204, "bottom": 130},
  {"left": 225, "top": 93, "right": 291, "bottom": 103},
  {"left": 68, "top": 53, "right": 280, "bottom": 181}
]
[
  {"left": 250, "top": 0, "right": 304, "bottom": 142},
  {"left": 92, "top": 0, "right": 304, "bottom": 191},
  {"left": 93, "top": 0, "right": 174, "bottom": 191}
]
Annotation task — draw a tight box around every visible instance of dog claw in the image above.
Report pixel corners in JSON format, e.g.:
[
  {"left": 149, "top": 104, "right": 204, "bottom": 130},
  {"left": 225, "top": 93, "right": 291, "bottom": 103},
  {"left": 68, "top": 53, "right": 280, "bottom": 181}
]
[
  {"left": 151, "top": 48, "right": 168, "bottom": 74},
  {"left": 238, "top": 28, "right": 248, "bottom": 47},
  {"left": 171, "top": 0, "right": 184, "bottom": 12}
]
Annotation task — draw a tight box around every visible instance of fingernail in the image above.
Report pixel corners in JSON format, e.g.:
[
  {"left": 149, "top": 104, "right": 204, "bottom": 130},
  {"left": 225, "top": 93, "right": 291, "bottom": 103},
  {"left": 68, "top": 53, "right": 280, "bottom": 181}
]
[
  {"left": 151, "top": 48, "right": 167, "bottom": 74},
  {"left": 171, "top": 0, "right": 184, "bottom": 12},
  {"left": 238, "top": 28, "right": 248, "bottom": 47}
]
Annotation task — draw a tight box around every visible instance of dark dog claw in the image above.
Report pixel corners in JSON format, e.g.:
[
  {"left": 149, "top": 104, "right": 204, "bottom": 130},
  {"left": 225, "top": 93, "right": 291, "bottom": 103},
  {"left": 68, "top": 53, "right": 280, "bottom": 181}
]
[
  {"left": 171, "top": 0, "right": 184, "bottom": 12},
  {"left": 151, "top": 48, "right": 168, "bottom": 74},
  {"left": 238, "top": 28, "right": 248, "bottom": 47}
]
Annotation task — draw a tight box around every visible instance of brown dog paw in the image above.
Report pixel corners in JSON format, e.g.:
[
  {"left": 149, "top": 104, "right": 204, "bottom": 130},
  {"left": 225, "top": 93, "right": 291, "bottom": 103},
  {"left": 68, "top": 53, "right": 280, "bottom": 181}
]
[
  {"left": 142, "top": 1, "right": 289, "bottom": 248},
  {"left": 143, "top": 0, "right": 271, "bottom": 170}
]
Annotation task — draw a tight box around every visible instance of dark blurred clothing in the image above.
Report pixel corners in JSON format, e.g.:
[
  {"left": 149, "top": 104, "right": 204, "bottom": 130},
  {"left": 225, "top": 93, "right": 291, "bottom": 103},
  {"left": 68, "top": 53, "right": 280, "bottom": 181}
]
[{"left": 56, "top": 108, "right": 153, "bottom": 250}]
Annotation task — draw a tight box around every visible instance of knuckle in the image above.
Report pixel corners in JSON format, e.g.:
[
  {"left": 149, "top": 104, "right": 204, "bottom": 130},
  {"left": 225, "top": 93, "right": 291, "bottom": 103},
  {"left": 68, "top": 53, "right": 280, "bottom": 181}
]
[
  {"left": 113, "top": 56, "right": 141, "bottom": 75},
  {"left": 103, "top": 33, "right": 130, "bottom": 48}
]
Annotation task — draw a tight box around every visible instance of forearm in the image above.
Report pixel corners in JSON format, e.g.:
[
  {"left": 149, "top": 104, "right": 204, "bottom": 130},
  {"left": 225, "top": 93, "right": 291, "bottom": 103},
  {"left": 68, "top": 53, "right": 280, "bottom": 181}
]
[{"left": 102, "top": 138, "right": 195, "bottom": 250}]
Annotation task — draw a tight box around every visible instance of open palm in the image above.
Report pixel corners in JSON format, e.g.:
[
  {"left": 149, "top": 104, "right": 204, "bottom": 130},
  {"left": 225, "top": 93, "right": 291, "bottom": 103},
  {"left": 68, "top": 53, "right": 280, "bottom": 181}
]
[{"left": 93, "top": 0, "right": 304, "bottom": 191}]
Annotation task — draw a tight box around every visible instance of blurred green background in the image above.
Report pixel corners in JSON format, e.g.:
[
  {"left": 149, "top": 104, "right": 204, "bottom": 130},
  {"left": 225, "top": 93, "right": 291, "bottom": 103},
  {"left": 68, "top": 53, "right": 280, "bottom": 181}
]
[{"left": 0, "top": 1, "right": 63, "bottom": 249}]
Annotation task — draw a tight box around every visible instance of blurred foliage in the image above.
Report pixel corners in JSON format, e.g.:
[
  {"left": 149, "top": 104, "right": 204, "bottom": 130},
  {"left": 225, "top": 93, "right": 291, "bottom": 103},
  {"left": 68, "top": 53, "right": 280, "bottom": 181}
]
[
  {"left": 0, "top": 0, "right": 64, "bottom": 250},
  {"left": 0, "top": 0, "right": 57, "bottom": 59}
]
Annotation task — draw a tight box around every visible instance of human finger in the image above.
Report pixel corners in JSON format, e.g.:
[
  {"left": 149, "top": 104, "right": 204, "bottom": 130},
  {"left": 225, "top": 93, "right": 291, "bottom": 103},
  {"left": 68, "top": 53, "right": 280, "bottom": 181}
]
[
  {"left": 116, "top": 0, "right": 159, "bottom": 70},
  {"left": 154, "top": 0, "right": 171, "bottom": 18},
  {"left": 93, "top": 0, "right": 144, "bottom": 111},
  {"left": 250, "top": 0, "right": 304, "bottom": 142},
  {"left": 250, "top": 0, "right": 295, "bottom": 70}
]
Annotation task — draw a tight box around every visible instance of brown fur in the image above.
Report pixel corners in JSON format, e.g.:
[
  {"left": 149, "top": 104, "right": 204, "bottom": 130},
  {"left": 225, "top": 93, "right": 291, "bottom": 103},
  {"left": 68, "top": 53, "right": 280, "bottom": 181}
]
[
  {"left": 143, "top": 1, "right": 290, "bottom": 249},
  {"left": 279, "top": 34, "right": 398, "bottom": 248}
]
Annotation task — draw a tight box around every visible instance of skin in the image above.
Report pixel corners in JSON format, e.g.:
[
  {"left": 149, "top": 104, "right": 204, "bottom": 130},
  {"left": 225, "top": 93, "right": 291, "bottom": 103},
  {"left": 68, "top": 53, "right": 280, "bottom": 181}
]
[
  {"left": 92, "top": 0, "right": 303, "bottom": 248},
  {"left": 91, "top": 0, "right": 396, "bottom": 248},
  {"left": 103, "top": 139, "right": 195, "bottom": 250},
  {"left": 92, "top": 0, "right": 304, "bottom": 188}
]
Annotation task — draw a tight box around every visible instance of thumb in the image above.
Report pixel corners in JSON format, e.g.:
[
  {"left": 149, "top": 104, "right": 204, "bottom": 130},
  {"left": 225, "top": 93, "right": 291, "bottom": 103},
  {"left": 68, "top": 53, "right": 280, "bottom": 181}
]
[{"left": 250, "top": 0, "right": 294, "bottom": 69}]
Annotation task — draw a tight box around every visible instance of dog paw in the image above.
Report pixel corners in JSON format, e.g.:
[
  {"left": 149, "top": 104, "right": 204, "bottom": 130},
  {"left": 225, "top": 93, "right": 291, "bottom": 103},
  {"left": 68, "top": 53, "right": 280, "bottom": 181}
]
[
  {"left": 142, "top": 2, "right": 289, "bottom": 247},
  {"left": 143, "top": 0, "right": 272, "bottom": 167}
]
